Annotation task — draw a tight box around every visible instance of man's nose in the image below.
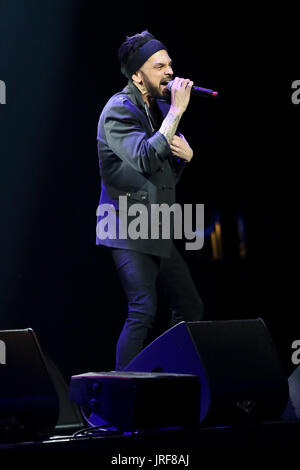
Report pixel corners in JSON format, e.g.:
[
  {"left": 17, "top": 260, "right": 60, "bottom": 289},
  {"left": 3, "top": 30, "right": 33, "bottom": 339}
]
[{"left": 165, "top": 65, "right": 173, "bottom": 76}]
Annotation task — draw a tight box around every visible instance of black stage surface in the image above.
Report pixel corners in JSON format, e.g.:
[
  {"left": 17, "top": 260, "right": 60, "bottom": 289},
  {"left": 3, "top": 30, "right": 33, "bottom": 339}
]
[{"left": 1, "top": 420, "right": 300, "bottom": 466}]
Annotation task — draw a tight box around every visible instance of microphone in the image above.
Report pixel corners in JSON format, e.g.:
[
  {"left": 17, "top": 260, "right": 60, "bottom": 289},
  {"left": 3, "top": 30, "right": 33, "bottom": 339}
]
[{"left": 167, "top": 80, "right": 218, "bottom": 98}]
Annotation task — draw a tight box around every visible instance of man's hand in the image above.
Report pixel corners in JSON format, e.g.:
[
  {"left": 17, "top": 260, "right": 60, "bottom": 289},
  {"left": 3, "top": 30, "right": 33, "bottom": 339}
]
[
  {"left": 170, "top": 77, "right": 194, "bottom": 116},
  {"left": 170, "top": 133, "right": 193, "bottom": 162},
  {"left": 159, "top": 78, "right": 193, "bottom": 146}
]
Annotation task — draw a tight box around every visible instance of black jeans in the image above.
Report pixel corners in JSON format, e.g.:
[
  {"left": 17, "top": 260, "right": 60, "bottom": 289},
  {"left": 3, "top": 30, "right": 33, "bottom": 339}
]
[{"left": 111, "top": 243, "right": 204, "bottom": 370}]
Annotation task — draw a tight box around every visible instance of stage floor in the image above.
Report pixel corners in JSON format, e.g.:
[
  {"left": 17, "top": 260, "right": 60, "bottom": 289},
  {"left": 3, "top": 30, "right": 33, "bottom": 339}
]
[{"left": 1, "top": 420, "right": 300, "bottom": 466}]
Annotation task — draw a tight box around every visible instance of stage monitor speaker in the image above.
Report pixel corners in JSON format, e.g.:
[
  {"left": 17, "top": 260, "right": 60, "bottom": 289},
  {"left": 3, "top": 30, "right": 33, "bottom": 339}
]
[
  {"left": 125, "top": 319, "right": 289, "bottom": 425},
  {"left": 281, "top": 365, "right": 300, "bottom": 421},
  {"left": 45, "top": 356, "right": 85, "bottom": 432},
  {"left": 69, "top": 371, "right": 200, "bottom": 431},
  {"left": 0, "top": 328, "right": 59, "bottom": 441}
]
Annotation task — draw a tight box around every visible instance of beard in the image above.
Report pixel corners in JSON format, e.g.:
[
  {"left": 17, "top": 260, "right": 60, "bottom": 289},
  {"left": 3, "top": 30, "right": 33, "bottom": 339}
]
[{"left": 140, "top": 71, "right": 167, "bottom": 100}]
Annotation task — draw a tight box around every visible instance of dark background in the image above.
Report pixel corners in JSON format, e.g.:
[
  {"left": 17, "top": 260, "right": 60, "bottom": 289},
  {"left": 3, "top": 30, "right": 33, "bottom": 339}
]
[{"left": 0, "top": 0, "right": 298, "bottom": 381}]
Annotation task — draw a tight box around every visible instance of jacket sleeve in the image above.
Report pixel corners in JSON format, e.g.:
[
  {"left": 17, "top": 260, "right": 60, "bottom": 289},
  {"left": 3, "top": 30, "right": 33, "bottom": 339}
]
[{"left": 103, "top": 97, "right": 172, "bottom": 176}]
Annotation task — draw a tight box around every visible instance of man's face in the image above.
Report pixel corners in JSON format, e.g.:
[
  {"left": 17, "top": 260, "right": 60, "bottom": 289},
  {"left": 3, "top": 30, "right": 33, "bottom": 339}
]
[{"left": 135, "top": 49, "right": 173, "bottom": 99}]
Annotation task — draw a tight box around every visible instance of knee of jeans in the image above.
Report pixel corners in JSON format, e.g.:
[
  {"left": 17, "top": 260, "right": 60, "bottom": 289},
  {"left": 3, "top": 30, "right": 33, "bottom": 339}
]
[{"left": 127, "top": 293, "right": 157, "bottom": 327}]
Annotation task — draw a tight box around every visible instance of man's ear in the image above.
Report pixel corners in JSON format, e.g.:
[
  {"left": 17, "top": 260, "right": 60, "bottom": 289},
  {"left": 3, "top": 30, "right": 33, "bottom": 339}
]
[{"left": 132, "top": 70, "right": 143, "bottom": 85}]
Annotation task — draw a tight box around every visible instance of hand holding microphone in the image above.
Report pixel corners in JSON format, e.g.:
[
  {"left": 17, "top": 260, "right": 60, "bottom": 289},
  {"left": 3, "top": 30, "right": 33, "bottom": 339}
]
[
  {"left": 167, "top": 78, "right": 218, "bottom": 99},
  {"left": 169, "top": 77, "right": 194, "bottom": 117},
  {"left": 159, "top": 77, "right": 218, "bottom": 146}
]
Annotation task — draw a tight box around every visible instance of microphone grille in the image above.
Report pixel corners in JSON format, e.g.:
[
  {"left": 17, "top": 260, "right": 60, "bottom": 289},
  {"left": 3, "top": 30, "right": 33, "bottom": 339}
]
[{"left": 167, "top": 80, "right": 174, "bottom": 92}]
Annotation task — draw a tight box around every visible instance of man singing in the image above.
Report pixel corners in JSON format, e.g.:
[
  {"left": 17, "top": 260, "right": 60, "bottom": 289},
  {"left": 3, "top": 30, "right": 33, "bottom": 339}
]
[{"left": 96, "top": 31, "right": 204, "bottom": 370}]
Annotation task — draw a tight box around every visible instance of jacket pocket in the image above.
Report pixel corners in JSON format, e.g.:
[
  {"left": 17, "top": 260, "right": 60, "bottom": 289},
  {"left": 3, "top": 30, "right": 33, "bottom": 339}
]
[{"left": 125, "top": 190, "right": 148, "bottom": 203}]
